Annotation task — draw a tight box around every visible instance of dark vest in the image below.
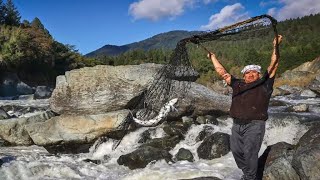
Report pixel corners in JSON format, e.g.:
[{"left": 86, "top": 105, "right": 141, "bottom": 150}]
[{"left": 230, "top": 71, "right": 274, "bottom": 122}]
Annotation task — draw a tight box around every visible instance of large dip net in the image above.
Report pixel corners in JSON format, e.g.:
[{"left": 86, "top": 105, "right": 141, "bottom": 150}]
[{"left": 112, "top": 14, "right": 278, "bottom": 149}]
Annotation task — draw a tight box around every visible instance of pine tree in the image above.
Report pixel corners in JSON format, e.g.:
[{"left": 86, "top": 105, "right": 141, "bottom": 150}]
[
  {"left": 31, "top": 17, "right": 44, "bottom": 29},
  {"left": 0, "top": 0, "right": 5, "bottom": 24},
  {"left": 4, "top": 0, "right": 21, "bottom": 26}
]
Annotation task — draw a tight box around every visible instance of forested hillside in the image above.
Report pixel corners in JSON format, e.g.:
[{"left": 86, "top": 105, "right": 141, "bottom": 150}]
[
  {"left": 0, "top": 0, "right": 99, "bottom": 86},
  {"left": 95, "top": 13, "right": 320, "bottom": 84}
]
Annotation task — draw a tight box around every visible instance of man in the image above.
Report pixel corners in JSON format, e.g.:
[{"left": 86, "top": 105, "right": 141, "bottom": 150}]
[{"left": 207, "top": 35, "right": 283, "bottom": 180}]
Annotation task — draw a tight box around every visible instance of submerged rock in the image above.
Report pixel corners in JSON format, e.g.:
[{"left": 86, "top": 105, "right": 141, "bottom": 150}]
[{"left": 117, "top": 146, "right": 172, "bottom": 169}]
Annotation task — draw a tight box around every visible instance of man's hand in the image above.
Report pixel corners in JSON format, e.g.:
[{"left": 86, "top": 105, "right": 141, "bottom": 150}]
[
  {"left": 273, "top": 35, "right": 283, "bottom": 46},
  {"left": 207, "top": 52, "right": 215, "bottom": 59}
]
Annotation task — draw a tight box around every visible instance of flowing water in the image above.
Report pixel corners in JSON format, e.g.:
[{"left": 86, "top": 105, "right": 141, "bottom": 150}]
[{"left": 0, "top": 96, "right": 319, "bottom": 180}]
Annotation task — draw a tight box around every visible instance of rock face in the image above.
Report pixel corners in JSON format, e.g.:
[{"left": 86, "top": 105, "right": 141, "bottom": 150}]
[
  {"left": 25, "top": 110, "right": 130, "bottom": 146},
  {"left": 50, "top": 64, "right": 230, "bottom": 116},
  {"left": 291, "top": 125, "right": 320, "bottom": 180},
  {"left": 50, "top": 64, "right": 162, "bottom": 115}
]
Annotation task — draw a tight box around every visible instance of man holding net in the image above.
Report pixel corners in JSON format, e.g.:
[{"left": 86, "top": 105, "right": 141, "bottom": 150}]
[{"left": 207, "top": 35, "right": 282, "bottom": 180}]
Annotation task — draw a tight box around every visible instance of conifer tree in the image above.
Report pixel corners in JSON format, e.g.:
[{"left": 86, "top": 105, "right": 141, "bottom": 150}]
[
  {"left": 0, "top": 0, "right": 5, "bottom": 24},
  {"left": 4, "top": 0, "right": 20, "bottom": 26}
]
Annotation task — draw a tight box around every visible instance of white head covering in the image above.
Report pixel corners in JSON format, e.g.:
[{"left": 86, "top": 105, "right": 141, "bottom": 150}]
[{"left": 241, "top": 65, "right": 261, "bottom": 74}]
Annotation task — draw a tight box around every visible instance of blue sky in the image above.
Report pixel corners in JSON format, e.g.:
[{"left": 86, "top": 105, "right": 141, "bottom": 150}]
[{"left": 13, "top": 0, "right": 320, "bottom": 55}]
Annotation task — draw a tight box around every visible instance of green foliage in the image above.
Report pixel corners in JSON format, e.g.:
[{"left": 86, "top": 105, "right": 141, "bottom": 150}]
[
  {"left": 3, "top": 0, "right": 20, "bottom": 26},
  {"left": 0, "top": 0, "right": 5, "bottom": 24}
]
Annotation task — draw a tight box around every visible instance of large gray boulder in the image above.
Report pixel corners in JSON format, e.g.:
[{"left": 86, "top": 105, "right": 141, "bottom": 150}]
[
  {"left": 25, "top": 110, "right": 130, "bottom": 146},
  {"left": 50, "top": 64, "right": 162, "bottom": 115},
  {"left": 50, "top": 64, "right": 230, "bottom": 115},
  {"left": 0, "top": 111, "right": 55, "bottom": 145},
  {"left": 262, "top": 142, "right": 299, "bottom": 180},
  {"left": 291, "top": 125, "right": 320, "bottom": 180}
]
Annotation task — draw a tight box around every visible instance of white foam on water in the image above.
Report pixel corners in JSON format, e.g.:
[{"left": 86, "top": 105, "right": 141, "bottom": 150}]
[{"left": 0, "top": 112, "right": 313, "bottom": 180}]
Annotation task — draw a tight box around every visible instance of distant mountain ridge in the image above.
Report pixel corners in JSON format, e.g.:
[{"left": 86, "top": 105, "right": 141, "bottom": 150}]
[{"left": 85, "top": 30, "right": 202, "bottom": 57}]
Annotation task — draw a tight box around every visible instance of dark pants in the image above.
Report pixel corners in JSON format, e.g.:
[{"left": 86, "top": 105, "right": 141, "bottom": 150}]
[{"left": 230, "top": 120, "right": 266, "bottom": 180}]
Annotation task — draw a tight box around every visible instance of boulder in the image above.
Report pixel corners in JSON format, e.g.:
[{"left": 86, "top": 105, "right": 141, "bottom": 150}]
[
  {"left": 300, "top": 89, "right": 317, "bottom": 97},
  {"left": 308, "top": 75, "right": 320, "bottom": 94},
  {"left": 50, "top": 64, "right": 163, "bottom": 115},
  {"left": 0, "top": 111, "right": 55, "bottom": 145},
  {"left": 197, "top": 132, "right": 230, "bottom": 160},
  {"left": 261, "top": 142, "right": 299, "bottom": 180},
  {"left": 34, "top": 86, "right": 53, "bottom": 99},
  {"left": 0, "top": 108, "right": 10, "bottom": 120},
  {"left": 25, "top": 110, "right": 130, "bottom": 146},
  {"left": 175, "top": 148, "right": 194, "bottom": 162},
  {"left": 292, "top": 125, "right": 320, "bottom": 180},
  {"left": 117, "top": 146, "right": 173, "bottom": 169},
  {"left": 0, "top": 72, "right": 33, "bottom": 97},
  {"left": 50, "top": 64, "right": 230, "bottom": 116}
]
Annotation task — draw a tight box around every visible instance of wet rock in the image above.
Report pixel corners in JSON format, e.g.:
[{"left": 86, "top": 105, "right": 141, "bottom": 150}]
[
  {"left": 195, "top": 116, "right": 206, "bottom": 124},
  {"left": 195, "top": 126, "right": 214, "bottom": 142},
  {"left": 300, "top": 89, "right": 317, "bottom": 97},
  {"left": 260, "top": 142, "right": 299, "bottom": 180},
  {"left": 34, "top": 86, "right": 53, "bottom": 99},
  {"left": 292, "top": 125, "right": 320, "bottom": 180},
  {"left": 44, "top": 142, "right": 93, "bottom": 154},
  {"left": 140, "top": 135, "right": 181, "bottom": 150},
  {"left": 269, "top": 100, "right": 287, "bottom": 107},
  {"left": 175, "top": 148, "right": 194, "bottom": 162},
  {"left": 117, "top": 146, "right": 172, "bottom": 169},
  {"left": 0, "top": 111, "right": 56, "bottom": 145},
  {"left": 163, "top": 121, "right": 189, "bottom": 137},
  {"left": 138, "top": 130, "right": 151, "bottom": 143},
  {"left": 179, "top": 176, "right": 222, "bottom": 180},
  {"left": 0, "top": 108, "right": 10, "bottom": 120},
  {"left": 197, "top": 132, "right": 230, "bottom": 160},
  {"left": 276, "top": 85, "right": 303, "bottom": 96},
  {"left": 287, "top": 104, "right": 308, "bottom": 112},
  {"left": 308, "top": 75, "right": 320, "bottom": 94},
  {"left": 182, "top": 116, "right": 194, "bottom": 126},
  {"left": 205, "top": 115, "right": 219, "bottom": 125}
]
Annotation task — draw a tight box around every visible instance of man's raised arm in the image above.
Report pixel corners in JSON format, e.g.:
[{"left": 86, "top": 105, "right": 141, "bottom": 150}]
[
  {"left": 268, "top": 35, "right": 283, "bottom": 78},
  {"left": 208, "top": 53, "right": 231, "bottom": 85}
]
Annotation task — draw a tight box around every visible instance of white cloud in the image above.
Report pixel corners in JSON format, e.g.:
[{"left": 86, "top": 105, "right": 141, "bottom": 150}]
[
  {"left": 203, "top": 0, "right": 218, "bottom": 5},
  {"left": 268, "top": 0, "right": 320, "bottom": 20},
  {"left": 129, "top": 0, "right": 195, "bottom": 21},
  {"left": 200, "top": 3, "right": 250, "bottom": 30}
]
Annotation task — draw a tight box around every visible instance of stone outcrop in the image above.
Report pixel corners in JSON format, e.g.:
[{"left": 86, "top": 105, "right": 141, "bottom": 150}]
[
  {"left": 50, "top": 64, "right": 230, "bottom": 116},
  {"left": 0, "top": 111, "right": 55, "bottom": 145},
  {"left": 261, "top": 142, "right": 299, "bottom": 180},
  {"left": 291, "top": 125, "right": 320, "bottom": 180},
  {"left": 25, "top": 110, "right": 130, "bottom": 146}
]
